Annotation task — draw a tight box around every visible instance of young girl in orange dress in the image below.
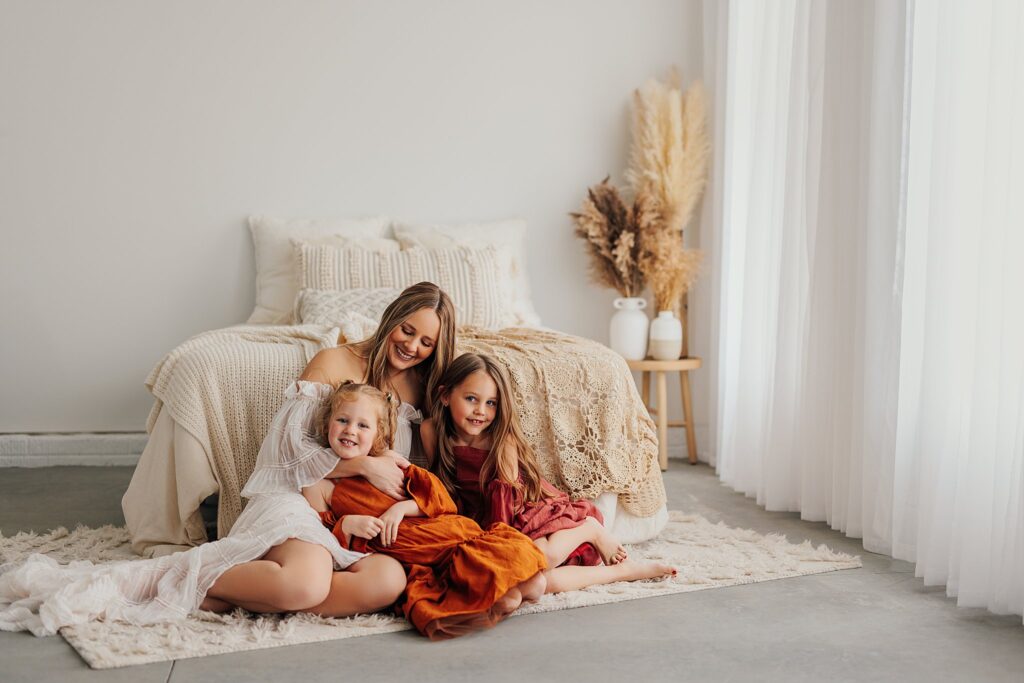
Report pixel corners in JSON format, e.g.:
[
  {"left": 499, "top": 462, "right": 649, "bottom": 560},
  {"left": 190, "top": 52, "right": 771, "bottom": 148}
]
[
  {"left": 421, "top": 353, "right": 676, "bottom": 594},
  {"left": 302, "top": 381, "right": 548, "bottom": 640}
]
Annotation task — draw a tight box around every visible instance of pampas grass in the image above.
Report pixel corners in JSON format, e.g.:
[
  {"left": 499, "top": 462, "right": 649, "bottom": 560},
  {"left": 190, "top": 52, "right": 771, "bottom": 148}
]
[
  {"left": 641, "top": 238, "right": 702, "bottom": 316},
  {"left": 626, "top": 71, "right": 709, "bottom": 312},
  {"left": 627, "top": 71, "right": 710, "bottom": 235},
  {"left": 571, "top": 179, "right": 662, "bottom": 298}
]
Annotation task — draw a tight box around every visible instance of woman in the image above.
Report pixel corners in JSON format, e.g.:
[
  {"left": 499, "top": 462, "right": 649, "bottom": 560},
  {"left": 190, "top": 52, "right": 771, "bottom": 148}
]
[
  {"left": 205, "top": 281, "right": 457, "bottom": 616},
  {"left": 0, "top": 283, "right": 457, "bottom": 635}
]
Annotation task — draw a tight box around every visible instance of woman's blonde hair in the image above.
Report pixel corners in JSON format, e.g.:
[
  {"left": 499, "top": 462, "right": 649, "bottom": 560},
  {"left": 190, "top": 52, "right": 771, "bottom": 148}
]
[
  {"left": 429, "top": 353, "right": 554, "bottom": 507},
  {"left": 317, "top": 381, "right": 399, "bottom": 456},
  {"left": 349, "top": 282, "right": 456, "bottom": 415}
]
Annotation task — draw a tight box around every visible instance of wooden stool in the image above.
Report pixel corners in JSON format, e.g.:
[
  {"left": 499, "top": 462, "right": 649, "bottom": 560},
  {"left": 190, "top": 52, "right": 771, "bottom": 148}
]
[{"left": 626, "top": 357, "right": 702, "bottom": 470}]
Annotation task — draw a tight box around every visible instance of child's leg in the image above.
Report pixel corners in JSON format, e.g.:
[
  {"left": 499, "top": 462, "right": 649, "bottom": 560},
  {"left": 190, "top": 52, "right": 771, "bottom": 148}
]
[
  {"left": 303, "top": 554, "right": 408, "bottom": 617},
  {"left": 544, "top": 560, "right": 677, "bottom": 594},
  {"left": 533, "top": 517, "right": 627, "bottom": 567},
  {"left": 205, "top": 538, "right": 334, "bottom": 613}
]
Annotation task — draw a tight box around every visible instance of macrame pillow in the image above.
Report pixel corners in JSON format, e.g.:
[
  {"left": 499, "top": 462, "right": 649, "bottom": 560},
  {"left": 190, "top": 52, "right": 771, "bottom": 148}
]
[
  {"left": 296, "top": 244, "right": 518, "bottom": 330},
  {"left": 294, "top": 287, "right": 402, "bottom": 326}
]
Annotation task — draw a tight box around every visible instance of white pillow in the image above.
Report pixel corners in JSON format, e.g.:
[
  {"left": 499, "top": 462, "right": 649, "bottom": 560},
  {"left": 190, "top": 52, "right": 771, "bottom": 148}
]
[
  {"left": 297, "top": 244, "right": 519, "bottom": 330},
  {"left": 294, "top": 287, "right": 403, "bottom": 326},
  {"left": 392, "top": 219, "right": 541, "bottom": 327},
  {"left": 247, "top": 214, "right": 394, "bottom": 324}
]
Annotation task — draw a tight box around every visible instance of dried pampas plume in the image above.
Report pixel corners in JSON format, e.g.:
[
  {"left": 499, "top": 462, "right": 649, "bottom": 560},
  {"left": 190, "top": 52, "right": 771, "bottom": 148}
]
[
  {"left": 625, "top": 69, "right": 709, "bottom": 311},
  {"left": 571, "top": 178, "right": 661, "bottom": 298},
  {"left": 627, "top": 70, "right": 709, "bottom": 234}
]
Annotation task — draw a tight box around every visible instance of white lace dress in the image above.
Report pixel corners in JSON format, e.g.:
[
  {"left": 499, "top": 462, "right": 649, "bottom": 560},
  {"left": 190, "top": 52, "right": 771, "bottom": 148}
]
[{"left": 0, "top": 381, "right": 423, "bottom": 636}]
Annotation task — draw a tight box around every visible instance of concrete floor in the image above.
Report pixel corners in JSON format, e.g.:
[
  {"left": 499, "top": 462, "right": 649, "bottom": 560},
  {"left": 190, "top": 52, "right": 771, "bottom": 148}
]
[{"left": 1, "top": 462, "right": 1022, "bottom": 683}]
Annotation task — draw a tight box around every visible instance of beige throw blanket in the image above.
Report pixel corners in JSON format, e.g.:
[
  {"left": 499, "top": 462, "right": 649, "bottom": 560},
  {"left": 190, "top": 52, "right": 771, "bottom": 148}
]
[{"left": 146, "top": 324, "right": 666, "bottom": 535}]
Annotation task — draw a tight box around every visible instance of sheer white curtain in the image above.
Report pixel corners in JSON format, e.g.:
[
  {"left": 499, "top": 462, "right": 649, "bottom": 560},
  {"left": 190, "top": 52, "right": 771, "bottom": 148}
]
[{"left": 701, "top": 0, "right": 1024, "bottom": 619}]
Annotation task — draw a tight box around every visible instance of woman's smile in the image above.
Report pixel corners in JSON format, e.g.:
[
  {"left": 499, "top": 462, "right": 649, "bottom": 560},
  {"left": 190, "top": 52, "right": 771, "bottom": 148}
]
[{"left": 393, "top": 344, "right": 416, "bottom": 362}]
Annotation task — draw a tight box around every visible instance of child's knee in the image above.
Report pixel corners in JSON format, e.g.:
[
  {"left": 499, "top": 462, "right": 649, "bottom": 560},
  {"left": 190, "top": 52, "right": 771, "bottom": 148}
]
[{"left": 301, "top": 480, "right": 332, "bottom": 512}]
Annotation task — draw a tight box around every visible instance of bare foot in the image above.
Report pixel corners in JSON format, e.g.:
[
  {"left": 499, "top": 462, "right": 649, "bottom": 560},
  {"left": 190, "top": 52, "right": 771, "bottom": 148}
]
[
  {"left": 491, "top": 586, "right": 523, "bottom": 619},
  {"left": 586, "top": 517, "right": 628, "bottom": 565},
  {"left": 517, "top": 571, "right": 547, "bottom": 603},
  {"left": 199, "top": 595, "right": 234, "bottom": 613},
  {"left": 612, "top": 560, "right": 677, "bottom": 582}
]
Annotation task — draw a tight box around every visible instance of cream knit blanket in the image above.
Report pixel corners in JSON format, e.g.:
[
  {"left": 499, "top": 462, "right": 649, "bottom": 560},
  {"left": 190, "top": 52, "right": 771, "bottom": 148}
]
[{"left": 146, "top": 324, "right": 666, "bottom": 535}]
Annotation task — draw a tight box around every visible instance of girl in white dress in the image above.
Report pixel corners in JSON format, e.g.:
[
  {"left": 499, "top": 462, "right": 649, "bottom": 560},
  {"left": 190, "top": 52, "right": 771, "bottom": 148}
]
[{"left": 0, "top": 282, "right": 457, "bottom": 635}]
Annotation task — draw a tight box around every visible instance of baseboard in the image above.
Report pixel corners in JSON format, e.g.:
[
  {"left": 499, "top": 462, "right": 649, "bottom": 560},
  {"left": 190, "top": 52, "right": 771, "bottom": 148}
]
[
  {"left": 1, "top": 427, "right": 706, "bottom": 468},
  {"left": 0, "top": 433, "right": 145, "bottom": 467}
]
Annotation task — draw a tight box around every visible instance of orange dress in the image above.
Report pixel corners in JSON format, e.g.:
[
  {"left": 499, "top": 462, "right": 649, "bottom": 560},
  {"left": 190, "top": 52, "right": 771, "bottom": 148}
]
[
  {"left": 453, "top": 446, "right": 604, "bottom": 566},
  {"left": 321, "top": 465, "right": 547, "bottom": 640}
]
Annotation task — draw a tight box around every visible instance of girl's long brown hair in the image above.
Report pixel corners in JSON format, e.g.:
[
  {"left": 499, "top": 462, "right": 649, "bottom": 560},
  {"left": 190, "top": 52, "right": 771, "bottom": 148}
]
[
  {"left": 317, "top": 381, "right": 399, "bottom": 456},
  {"left": 349, "top": 282, "right": 456, "bottom": 414},
  {"left": 429, "top": 353, "right": 556, "bottom": 508}
]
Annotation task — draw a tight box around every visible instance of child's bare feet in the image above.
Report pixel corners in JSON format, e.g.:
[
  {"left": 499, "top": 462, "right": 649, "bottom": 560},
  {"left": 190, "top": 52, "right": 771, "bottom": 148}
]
[
  {"left": 491, "top": 586, "right": 523, "bottom": 618},
  {"left": 586, "top": 517, "right": 627, "bottom": 565},
  {"left": 199, "top": 595, "right": 233, "bottom": 613},
  {"left": 517, "top": 571, "right": 547, "bottom": 603}
]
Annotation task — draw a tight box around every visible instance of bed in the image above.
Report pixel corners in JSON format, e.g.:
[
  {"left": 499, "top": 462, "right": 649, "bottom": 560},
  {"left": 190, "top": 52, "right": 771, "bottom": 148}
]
[{"left": 121, "top": 216, "right": 668, "bottom": 557}]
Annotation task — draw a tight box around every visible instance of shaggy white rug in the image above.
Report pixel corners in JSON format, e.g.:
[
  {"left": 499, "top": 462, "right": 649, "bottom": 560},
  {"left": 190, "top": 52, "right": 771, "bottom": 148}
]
[{"left": 0, "top": 511, "right": 860, "bottom": 669}]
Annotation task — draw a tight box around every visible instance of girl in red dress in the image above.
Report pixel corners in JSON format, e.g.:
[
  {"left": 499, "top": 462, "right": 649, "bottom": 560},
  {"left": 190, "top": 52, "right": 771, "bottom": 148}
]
[{"left": 421, "top": 353, "right": 675, "bottom": 594}]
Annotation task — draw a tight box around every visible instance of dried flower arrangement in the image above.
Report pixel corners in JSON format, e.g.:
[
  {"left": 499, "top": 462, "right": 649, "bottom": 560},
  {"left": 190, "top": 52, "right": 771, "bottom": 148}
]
[
  {"left": 570, "top": 178, "right": 661, "bottom": 298},
  {"left": 572, "top": 70, "right": 709, "bottom": 312}
]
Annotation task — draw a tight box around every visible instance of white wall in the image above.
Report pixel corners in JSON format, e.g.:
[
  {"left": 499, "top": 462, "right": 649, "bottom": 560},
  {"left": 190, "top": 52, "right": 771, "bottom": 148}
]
[{"left": 0, "top": 0, "right": 704, "bottom": 433}]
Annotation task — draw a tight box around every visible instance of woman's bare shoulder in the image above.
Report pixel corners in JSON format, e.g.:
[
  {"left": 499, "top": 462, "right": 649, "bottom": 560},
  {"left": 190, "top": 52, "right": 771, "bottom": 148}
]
[{"left": 300, "top": 346, "right": 366, "bottom": 384}]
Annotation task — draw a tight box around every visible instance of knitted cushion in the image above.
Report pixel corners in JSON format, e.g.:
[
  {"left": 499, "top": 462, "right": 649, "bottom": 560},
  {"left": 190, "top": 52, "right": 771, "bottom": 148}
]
[{"left": 294, "top": 287, "right": 402, "bottom": 326}]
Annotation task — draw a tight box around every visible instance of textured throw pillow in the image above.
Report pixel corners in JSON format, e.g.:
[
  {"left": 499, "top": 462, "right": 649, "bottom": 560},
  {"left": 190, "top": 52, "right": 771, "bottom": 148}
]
[
  {"left": 294, "top": 287, "right": 403, "bottom": 326},
  {"left": 392, "top": 219, "right": 541, "bottom": 327},
  {"left": 297, "top": 244, "right": 518, "bottom": 330},
  {"left": 247, "top": 214, "right": 394, "bottom": 324}
]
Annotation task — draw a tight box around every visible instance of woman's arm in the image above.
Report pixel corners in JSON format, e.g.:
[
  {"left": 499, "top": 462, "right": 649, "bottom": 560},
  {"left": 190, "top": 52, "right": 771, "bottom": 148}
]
[{"left": 326, "top": 453, "right": 409, "bottom": 499}]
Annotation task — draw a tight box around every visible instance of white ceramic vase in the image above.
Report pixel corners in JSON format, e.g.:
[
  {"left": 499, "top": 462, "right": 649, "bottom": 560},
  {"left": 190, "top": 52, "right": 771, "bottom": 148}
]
[
  {"left": 609, "top": 297, "right": 649, "bottom": 360},
  {"left": 649, "top": 310, "right": 683, "bottom": 360}
]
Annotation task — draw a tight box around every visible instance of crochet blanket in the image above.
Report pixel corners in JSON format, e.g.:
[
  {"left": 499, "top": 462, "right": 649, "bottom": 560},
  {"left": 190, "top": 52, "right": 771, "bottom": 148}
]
[{"left": 146, "top": 323, "right": 666, "bottom": 535}]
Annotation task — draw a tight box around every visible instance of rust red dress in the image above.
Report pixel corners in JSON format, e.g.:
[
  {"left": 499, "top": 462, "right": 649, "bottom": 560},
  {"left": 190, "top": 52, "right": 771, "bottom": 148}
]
[
  {"left": 453, "top": 445, "right": 604, "bottom": 567},
  {"left": 320, "top": 464, "right": 546, "bottom": 640}
]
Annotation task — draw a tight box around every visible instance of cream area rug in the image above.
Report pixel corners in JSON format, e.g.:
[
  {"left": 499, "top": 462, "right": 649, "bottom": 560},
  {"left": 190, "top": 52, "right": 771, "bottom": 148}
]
[{"left": 0, "top": 511, "right": 860, "bottom": 669}]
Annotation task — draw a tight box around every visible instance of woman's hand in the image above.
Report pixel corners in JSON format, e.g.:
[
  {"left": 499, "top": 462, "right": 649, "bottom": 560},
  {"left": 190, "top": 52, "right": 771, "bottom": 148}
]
[
  {"left": 378, "top": 503, "right": 408, "bottom": 547},
  {"left": 362, "top": 451, "right": 410, "bottom": 500},
  {"left": 341, "top": 515, "right": 384, "bottom": 540}
]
